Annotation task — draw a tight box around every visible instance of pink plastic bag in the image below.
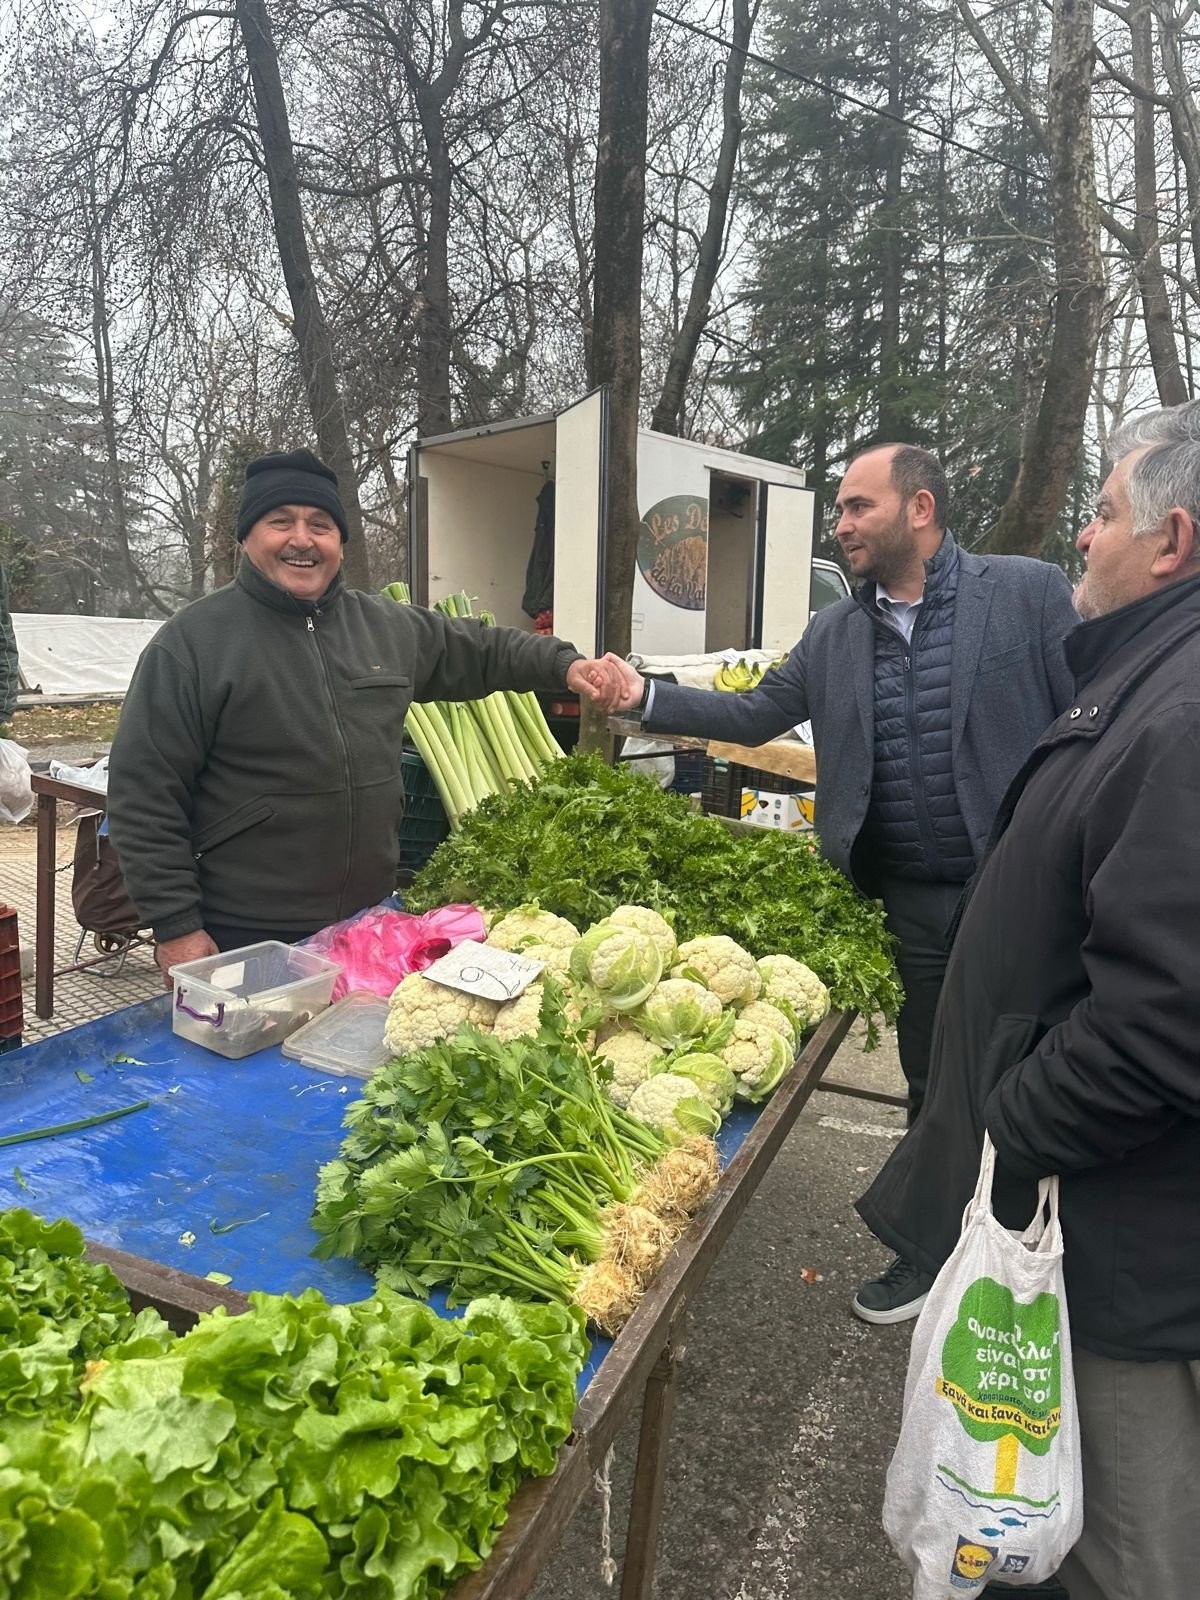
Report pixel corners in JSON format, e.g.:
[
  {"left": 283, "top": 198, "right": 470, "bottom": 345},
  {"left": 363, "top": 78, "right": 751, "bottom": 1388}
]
[{"left": 303, "top": 903, "right": 486, "bottom": 1000}]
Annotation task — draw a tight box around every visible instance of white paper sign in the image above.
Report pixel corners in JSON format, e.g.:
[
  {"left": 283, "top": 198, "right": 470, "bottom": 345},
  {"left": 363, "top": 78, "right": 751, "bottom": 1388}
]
[{"left": 423, "top": 940, "right": 544, "bottom": 1002}]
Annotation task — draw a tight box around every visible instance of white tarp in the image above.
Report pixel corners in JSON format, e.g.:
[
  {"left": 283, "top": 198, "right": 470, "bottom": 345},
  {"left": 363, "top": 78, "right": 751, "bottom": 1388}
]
[{"left": 13, "top": 613, "right": 163, "bottom": 697}]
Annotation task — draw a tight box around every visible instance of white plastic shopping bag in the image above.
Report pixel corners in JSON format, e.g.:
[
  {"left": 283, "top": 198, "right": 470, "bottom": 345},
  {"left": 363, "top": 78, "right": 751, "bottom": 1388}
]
[
  {"left": 0, "top": 739, "right": 33, "bottom": 824},
  {"left": 883, "top": 1136, "right": 1082, "bottom": 1596}
]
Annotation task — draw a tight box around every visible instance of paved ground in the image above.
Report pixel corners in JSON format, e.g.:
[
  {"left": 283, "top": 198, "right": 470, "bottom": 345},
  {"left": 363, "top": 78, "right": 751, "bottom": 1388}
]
[
  {"left": 0, "top": 814, "right": 162, "bottom": 1042},
  {"left": 0, "top": 808, "right": 920, "bottom": 1599}
]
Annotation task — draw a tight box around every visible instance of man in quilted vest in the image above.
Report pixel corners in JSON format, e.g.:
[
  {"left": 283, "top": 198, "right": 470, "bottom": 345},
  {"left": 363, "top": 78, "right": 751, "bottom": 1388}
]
[{"left": 607, "top": 443, "right": 1079, "bottom": 1324}]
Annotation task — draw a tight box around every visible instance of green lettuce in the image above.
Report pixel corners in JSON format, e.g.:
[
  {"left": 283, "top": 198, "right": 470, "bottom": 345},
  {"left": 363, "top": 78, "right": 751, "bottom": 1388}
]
[{"left": 0, "top": 1207, "right": 587, "bottom": 1600}]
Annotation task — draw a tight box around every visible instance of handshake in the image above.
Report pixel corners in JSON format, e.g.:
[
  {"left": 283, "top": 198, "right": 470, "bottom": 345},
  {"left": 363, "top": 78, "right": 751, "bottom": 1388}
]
[
  {"left": 566, "top": 650, "right": 785, "bottom": 715},
  {"left": 564, "top": 654, "right": 648, "bottom": 714}
]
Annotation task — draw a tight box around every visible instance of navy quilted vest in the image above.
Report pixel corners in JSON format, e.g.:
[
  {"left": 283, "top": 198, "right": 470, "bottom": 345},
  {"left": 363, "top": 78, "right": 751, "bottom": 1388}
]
[{"left": 861, "top": 535, "right": 974, "bottom": 882}]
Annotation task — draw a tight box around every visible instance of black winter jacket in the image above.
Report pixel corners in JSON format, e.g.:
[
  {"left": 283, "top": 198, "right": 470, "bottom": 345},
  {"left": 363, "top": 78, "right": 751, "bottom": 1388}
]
[
  {"left": 858, "top": 574, "right": 1200, "bottom": 1361},
  {"left": 108, "top": 559, "right": 580, "bottom": 941}
]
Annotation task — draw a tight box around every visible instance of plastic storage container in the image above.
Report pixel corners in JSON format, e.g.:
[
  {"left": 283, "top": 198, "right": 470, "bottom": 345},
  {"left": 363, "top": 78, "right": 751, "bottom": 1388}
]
[
  {"left": 170, "top": 941, "right": 342, "bottom": 1059},
  {"left": 282, "top": 990, "right": 391, "bottom": 1078}
]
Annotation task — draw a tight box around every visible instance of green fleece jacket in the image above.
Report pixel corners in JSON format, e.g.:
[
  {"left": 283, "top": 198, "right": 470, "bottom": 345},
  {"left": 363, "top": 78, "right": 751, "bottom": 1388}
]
[{"left": 107, "top": 559, "right": 582, "bottom": 941}]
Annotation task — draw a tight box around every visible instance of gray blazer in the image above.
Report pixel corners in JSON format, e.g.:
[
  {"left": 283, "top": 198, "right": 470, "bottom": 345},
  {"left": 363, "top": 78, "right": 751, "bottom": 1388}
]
[{"left": 643, "top": 548, "right": 1079, "bottom": 884}]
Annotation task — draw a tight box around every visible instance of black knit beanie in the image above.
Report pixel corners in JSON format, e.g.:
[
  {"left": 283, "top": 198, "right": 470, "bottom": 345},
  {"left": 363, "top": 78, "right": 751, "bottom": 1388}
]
[{"left": 236, "top": 448, "right": 349, "bottom": 542}]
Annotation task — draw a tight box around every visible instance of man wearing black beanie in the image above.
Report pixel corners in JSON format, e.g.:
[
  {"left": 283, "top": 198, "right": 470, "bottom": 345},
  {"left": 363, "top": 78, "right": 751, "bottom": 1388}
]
[{"left": 108, "top": 447, "right": 625, "bottom": 978}]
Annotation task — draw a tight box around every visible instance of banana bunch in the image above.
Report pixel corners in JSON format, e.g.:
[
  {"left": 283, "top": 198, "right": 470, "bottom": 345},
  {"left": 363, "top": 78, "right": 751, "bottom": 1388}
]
[{"left": 713, "top": 654, "right": 788, "bottom": 693}]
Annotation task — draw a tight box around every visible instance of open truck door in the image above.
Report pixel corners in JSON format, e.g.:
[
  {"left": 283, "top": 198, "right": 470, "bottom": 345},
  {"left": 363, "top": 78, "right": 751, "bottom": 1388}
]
[
  {"left": 552, "top": 389, "right": 609, "bottom": 657},
  {"left": 756, "top": 482, "right": 816, "bottom": 655}
]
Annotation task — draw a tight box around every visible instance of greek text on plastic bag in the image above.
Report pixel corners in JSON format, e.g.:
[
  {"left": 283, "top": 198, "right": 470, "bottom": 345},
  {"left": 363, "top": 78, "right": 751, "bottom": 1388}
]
[{"left": 302, "top": 904, "right": 486, "bottom": 1000}]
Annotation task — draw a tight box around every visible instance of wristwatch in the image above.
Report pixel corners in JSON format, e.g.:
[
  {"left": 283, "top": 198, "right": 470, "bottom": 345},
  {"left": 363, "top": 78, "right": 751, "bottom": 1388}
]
[{"left": 636, "top": 677, "right": 652, "bottom": 716}]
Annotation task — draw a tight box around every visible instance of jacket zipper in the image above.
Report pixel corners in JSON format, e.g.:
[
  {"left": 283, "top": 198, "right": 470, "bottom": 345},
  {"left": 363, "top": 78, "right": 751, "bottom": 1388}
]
[
  {"left": 902, "top": 617, "right": 944, "bottom": 872},
  {"left": 307, "top": 611, "right": 356, "bottom": 914}
]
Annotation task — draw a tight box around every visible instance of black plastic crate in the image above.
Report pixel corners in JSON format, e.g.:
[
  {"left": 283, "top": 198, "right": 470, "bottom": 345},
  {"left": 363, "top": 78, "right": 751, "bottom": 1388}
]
[
  {"left": 398, "top": 749, "right": 450, "bottom": 878},
  {"left": 669, "top": 750, "right": 710, "bottom": 796},
  {"left": 700, "top": 758, "right": 800, "bottom": 819}
]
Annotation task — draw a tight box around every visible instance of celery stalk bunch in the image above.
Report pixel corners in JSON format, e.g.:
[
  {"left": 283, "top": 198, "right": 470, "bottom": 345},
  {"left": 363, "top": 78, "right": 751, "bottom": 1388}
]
[{"left": 381, "top": 581, "right": 564, "bottom": 827}]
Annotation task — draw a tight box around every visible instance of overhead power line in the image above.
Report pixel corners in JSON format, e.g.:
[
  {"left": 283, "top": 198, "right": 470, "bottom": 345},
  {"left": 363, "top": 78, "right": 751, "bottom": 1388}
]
[
  {"left": 655, "top": 7, "right": 1044, "bottom": 183},
  {"left": 655, "top": 7, "right": 1148, "bottom": 221}
]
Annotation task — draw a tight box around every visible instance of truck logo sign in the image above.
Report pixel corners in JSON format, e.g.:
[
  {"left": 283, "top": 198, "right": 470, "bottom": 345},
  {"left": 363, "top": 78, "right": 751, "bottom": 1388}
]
[{"left": 638, "top": 494, "right": 708, "bottom": 611}]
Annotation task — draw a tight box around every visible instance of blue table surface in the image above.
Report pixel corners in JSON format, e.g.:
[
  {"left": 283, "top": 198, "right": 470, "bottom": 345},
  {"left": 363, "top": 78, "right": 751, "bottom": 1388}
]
[{"left": 0, "top": 997, "right": 762, "bottom": 1393}]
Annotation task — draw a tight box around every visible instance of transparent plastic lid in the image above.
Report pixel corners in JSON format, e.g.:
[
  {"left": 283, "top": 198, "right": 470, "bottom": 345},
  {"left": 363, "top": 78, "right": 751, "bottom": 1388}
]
[{"left": 281, "top": 990, "right": 391, "bottom": 1078}]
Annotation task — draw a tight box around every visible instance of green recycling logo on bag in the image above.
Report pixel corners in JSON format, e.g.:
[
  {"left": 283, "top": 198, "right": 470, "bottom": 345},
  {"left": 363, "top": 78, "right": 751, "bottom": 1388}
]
[{"left": 938, "top": 1276, "right": 1062, "bottom": 1494}]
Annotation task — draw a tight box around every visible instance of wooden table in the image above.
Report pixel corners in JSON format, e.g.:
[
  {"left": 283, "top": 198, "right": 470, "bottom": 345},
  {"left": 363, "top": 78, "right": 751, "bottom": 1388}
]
[
  {"left": 31, "top": 771, "right": 117, "bottom": 1020},
  {"left": 84, "top": 1007, "right": 857, "bottom": 1600},
  {"left": 609, "top": 717, "right": 817, "bottom": 785}
]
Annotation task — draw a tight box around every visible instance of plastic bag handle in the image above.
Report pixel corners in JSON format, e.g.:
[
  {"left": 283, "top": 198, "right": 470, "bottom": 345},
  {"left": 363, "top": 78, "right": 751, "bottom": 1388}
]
[
  {"left": 962, "top": 1134, "right": 1060, "bottom": 1245},
  {"left": 1021, "top": 1175, "right": 1060, "bottom": 1251}
]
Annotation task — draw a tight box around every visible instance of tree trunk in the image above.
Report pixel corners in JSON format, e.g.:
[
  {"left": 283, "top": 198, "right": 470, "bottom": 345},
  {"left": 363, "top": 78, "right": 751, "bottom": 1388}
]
[
  {"left": 188, "top": 451, "right": 213, "bottom": 600},
  {"left": 985, "top": 0, "right": 1103, "bottom": 558},
  {"left": 877, "top": 0, "right": 906, "bottom": 438},
  {"left": 88, "top": 202, "right": 140, "bottom": 616},
  {"left": 234, "top": 0, "right": 369, "bottom": 589},
  {"left": 584, "top": 0, "right": 654, "bottom": 755},
  {"left": 1156, "top": 3, "right": 1200, "bottom": 317},
  {"left": 1130, "top": 0, "right": 1186, "bottom": 405},
  {"left": 650, "top": 0, "right": 756, "bottom": 435},
  {"left": 415, "top": 116, "right": 455, "bottom": 435}
]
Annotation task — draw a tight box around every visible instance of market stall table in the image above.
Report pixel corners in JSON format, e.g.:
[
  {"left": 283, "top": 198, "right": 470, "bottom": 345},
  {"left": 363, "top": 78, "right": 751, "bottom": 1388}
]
[
  {"left": 609, "top": 715, "right": 818, "bottom": 786},
  {"left": 31, "top": 770, "right": 151, "bottom": 1021},
  {"left": 0, "top": 994, "right": 854, "bottom": 1600}
]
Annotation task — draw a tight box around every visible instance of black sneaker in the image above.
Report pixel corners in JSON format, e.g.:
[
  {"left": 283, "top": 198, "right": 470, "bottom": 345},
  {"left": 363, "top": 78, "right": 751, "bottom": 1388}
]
[{"left": 851, "top": 1256, "right": 935, "bottom": 1325}]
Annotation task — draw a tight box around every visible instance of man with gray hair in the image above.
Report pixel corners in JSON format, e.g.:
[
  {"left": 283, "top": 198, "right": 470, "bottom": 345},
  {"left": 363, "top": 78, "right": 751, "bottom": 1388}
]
[{"left": 858, "top": 398, "right": 1200, "bottom": 1599}]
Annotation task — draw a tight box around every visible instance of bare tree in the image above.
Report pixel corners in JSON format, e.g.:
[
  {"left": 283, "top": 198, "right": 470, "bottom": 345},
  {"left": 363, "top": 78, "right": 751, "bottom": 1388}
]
[
  {"left": 584, "top": 0, "right": 654, "bottom": 753},
  {"left": 957, "top": 0, "right": 1105, "bottom": 556},
  {"left": 651, "top": 0, "right": 759, "bottom": 435},
  {"left": 235, "top": 0, "right": 369, "bottom": 586}
]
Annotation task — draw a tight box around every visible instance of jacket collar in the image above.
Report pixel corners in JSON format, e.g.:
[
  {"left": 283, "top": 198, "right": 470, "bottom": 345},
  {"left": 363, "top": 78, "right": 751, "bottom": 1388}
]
[
  {"left": 1066, "top": 571, "right": 1200, "bottom": 688},
  {"left": 980, "top": 573, "right": 1200, "bottom": 857},
  {"left": 1049, "top": 573, "right": 1200, "bottom": 742},
  {"left": 854, "top": 529, "right": 960, "bottom": 616},
  {"left": 235, "top": 553, "right": 344, "bottom": 617}
]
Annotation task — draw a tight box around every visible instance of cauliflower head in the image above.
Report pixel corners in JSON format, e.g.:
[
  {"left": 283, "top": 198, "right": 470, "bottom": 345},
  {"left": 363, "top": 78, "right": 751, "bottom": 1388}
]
[
  {"left": 487, "top": 908, "right": 580, "bottom": 977},
  {"left": 384, "top": 973, "right": 499, "bottom": 1054},
  {"left": 569, "top": 923, "right": 663, "bottom": 1011},
  {"left": 626, "top": 1072, "right": 722, "bottom": 1142},
  {"left": 669, "top": 1051, "right": 737, "bottom": 1115},
  {"left": 595, "top": 1015, "right": 639, "bottom": 1046},
  {"left": 738, "top": 998, "right": 798, "bottom": 1051},
  {"left": 673, "top": 935, "right": 762, "bottom": 1008},
  {"left": 718, "top": 1017, "right": 792, "bottom": 1103},
  {"left": 756, "top": 954, "right": 830, "bottom": 1030},
  {"left": 491, "top": 983, "right": 545, "bottom": 1043},
  {"left": 488, "top": 907, "right": 580, "bottom": 952},
  {"left": 634, "top": 978, "right": 722, "bottom": 1051},
  {"left": 594, "top": 1031, "right": 665, "bottom": 1109},
  {"left": 605, "top": 905, "right": 677, "bottom": 967}
]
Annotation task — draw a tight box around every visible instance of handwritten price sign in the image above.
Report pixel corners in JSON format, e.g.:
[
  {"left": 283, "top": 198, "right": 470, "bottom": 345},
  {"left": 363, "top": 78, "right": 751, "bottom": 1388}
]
[{"left": 423, "top": 939, "right": 544, "bottom": 1002}]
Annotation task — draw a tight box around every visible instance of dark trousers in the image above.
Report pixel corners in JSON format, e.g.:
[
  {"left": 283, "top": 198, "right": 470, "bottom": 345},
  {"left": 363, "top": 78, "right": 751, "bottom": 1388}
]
[
  {"left": 874, "top": 875, "right": 964, "bottom": 1120},
  {"left": 205, "top": 922, "right": 320, "bottom": 953}
]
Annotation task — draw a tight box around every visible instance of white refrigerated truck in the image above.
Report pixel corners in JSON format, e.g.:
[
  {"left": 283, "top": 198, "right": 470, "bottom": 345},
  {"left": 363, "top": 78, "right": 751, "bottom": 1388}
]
[{"left": 405, "top": 387, "right": 849, "bottom": 659}]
